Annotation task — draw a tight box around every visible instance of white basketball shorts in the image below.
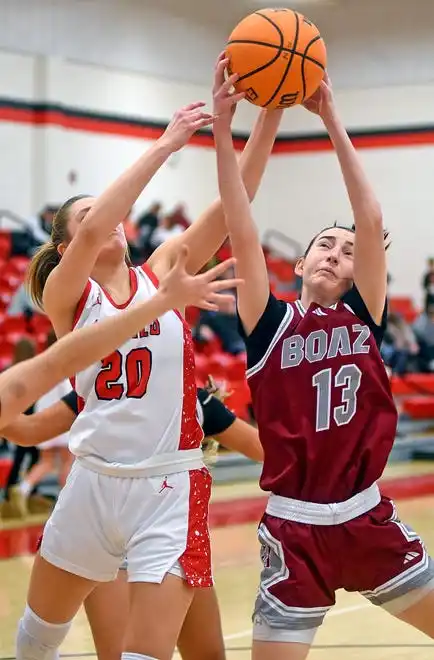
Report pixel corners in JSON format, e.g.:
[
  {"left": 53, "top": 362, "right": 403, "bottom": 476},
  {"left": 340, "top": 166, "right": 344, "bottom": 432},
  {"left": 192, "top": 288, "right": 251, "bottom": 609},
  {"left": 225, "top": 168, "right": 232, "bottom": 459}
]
[{"left": 40, "top": 460, "right": 213, "bottom": 586}]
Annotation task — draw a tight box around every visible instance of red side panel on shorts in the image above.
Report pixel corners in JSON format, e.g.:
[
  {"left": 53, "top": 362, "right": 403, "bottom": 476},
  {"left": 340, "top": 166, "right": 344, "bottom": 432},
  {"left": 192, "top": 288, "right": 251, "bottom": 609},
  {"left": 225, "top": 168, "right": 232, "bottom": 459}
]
[
  {"left": 179, "top": 468, "right": 213, "bottom": 588},
  {"left": 141, "top": 261, "right": 203, "bottom": 450}
]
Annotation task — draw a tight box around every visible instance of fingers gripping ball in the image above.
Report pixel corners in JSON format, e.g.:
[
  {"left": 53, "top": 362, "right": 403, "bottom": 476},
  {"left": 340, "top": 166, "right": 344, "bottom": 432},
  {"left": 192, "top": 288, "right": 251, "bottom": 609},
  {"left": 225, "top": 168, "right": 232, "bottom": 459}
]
[{"left": 226, "top": 8, "right": 327, "bottom": 109}]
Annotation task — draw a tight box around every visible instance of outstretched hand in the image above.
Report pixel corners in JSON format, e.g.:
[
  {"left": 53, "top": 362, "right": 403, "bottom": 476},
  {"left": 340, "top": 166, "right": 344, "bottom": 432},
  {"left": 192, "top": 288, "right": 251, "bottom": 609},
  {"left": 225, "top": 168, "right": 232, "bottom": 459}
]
[
  {"left": 302, "top": 71, "right": 335, "bottom": 119},
  {"left": 213, "top": 52, "right": 245, "bottom": 126},
  {"left": 162, "top": 102, "right": 214, "bottom": 152},
  {"left": 159, "top": 246, "right": 243, "bottom": 312}
]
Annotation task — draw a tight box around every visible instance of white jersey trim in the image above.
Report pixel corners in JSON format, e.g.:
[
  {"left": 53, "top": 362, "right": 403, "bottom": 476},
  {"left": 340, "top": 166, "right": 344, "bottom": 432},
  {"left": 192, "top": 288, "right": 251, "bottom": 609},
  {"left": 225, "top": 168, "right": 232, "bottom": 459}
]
[{"left": 246, "top": 304, "right": 294, "bottom": 380}]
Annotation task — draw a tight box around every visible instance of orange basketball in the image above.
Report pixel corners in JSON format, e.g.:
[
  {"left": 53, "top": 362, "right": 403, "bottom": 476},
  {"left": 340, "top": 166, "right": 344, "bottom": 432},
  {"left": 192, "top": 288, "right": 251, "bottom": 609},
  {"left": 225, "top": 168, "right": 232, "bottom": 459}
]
[{"left": 226, "top": 8, "right": 326, "bottom": 109}]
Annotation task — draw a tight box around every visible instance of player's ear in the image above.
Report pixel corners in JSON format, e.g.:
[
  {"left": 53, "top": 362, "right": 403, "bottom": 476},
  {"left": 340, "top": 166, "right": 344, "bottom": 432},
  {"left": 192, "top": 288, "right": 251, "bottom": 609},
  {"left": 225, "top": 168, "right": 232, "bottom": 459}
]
[{"left": 294, "top": 257, "right": 304, "bottom": 278}]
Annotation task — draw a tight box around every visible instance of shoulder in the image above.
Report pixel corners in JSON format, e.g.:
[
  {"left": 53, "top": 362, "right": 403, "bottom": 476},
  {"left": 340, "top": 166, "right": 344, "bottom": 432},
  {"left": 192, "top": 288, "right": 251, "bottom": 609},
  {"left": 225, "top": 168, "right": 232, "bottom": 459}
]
[
  {"left": 238, "top": 292, "right": 296, "bottom": 371},
  {"left": 342, "top": 286, "right": 387, "bottom": 347}
]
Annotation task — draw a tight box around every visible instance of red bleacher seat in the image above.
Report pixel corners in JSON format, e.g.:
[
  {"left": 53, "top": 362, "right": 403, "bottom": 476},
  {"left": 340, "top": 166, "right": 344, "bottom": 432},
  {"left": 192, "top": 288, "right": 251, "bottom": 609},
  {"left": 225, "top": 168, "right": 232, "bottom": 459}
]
[
  {"left": 224, "top": 381, "right": 251, "bottom": 420},
  {"left": 402, "top": 396, "right": 434, "bottom": 419},
  {"left": 29, "top": 314, "right": 52, "bottom": 348},
  {"left": 9, "top": 256, "right": 30, "bottom": 274},
  {"left": 194, "top": 352, "right": 210, "bottom": 383},
  {"left": 0, "top": 232, "right": 11, "bottom": 259},
  {"left": 402, "top": 374, "right": 434, "bottom": 395},
  {"left": 206, "top": 352, "right": 247, "bottom": 380},
  {"left": 0, "top": 340, "right": 15, "bottom": 370},
  {"left": 0, "top": 316, "right": 29, "bottom": 342},
  {"left": 0, "top": 457, "right": 12, "bottom": 489},
  {"left": 389, "top": 296, "right": 418, "bottom": 323}
]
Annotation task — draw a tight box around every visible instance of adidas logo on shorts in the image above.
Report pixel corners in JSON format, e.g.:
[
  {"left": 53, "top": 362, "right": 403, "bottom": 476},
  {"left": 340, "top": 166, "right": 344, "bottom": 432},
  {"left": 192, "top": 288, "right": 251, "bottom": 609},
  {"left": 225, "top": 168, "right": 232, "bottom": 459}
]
[{"left": 404, "top": 551, "right": 420, "bottom": 564}]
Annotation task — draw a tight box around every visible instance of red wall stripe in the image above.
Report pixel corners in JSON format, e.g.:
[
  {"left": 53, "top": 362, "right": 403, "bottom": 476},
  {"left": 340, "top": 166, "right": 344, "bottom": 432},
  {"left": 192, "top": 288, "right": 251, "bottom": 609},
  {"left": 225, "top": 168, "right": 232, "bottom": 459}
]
[{"left": 1, "top": 100, "right": 434, "bottom": 154}]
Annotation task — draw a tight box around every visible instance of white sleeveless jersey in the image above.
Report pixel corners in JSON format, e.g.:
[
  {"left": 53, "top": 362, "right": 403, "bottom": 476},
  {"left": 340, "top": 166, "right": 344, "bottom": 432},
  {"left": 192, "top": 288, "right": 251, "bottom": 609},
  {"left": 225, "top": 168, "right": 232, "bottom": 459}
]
[{"left": 69, "top": 264, "right": 203, "bottom": 474}]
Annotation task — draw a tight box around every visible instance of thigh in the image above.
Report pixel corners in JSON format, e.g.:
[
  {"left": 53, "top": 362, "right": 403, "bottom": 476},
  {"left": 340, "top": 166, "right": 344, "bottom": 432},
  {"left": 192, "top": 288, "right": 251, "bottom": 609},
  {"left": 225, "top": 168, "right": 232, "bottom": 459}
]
[
  {"left": 253, "top": 517, "right": 336, "bottom": 647},
  {"left": 177, "top": 587, "right": 225, "bottom": 660},
  {"left": 342, "top": 498, "right": 434, "bottom": 609},
  {"left": 84, "top": 570, "right": 129, "bottom": 660},
  {"left": 41, "top": 462, "right": 124, "bottom": 582},
  {"left": 126, "top": 468, "right": 213, "bottom": 588},
  {"left": 124, "top": 573, "right": 194, "bottom": 660},
  {"left": 28, "top": 553, "right": 97, "bottom": 623}
]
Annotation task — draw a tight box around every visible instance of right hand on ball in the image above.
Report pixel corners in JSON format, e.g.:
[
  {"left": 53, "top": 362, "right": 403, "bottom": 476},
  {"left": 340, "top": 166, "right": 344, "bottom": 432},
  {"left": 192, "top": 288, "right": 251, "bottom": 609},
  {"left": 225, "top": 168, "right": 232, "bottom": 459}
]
[
  {"left": 158, "top": 246, "right": 244, "bottom": 312},
  {"left": 212, "top": 52, "right": 245, "bottom": 125},
  {"left": 302, "top": 71, "right": 335, "bottom": 119},
  {"left": 161, "top": 102, "right": 214, "bottom": 152}
]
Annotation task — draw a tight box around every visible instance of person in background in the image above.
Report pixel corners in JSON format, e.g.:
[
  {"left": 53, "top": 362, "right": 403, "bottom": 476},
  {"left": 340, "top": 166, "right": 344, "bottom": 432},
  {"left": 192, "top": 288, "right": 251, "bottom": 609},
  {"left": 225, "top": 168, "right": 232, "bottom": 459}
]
[
  {"left": 149, "top": 212, "right": 186, "bottom": 250},
  {"left": 136, "top": 202, "right": 161, "bottom": 256},
  {"left": 381, "top": 312, "right": 419, "bottom": 374},
  {"left": 413, "top": 303, "right": 434, "bottom": 371},
  {"left": 7, "top": 331, "right": 72, "bottom": 516},
  {"left": 422, "top": 258, "right": 434, "bottom": 312},
  {"left": 1, "top": 338, "right": 40, "bottom": 518}
]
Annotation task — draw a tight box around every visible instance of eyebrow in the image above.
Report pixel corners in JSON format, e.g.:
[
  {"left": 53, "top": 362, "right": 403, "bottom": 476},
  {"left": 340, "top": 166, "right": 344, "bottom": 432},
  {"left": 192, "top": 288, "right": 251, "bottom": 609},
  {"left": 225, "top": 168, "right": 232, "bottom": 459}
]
[{"left": 318, "top": 235, "right": 354, "bottom": 248}]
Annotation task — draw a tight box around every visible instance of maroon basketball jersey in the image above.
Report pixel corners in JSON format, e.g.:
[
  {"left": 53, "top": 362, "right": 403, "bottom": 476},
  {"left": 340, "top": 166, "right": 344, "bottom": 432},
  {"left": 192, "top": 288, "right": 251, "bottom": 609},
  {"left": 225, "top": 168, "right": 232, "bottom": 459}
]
[{"left": 244, "top": 291, "right": 398, "bottom": 503}]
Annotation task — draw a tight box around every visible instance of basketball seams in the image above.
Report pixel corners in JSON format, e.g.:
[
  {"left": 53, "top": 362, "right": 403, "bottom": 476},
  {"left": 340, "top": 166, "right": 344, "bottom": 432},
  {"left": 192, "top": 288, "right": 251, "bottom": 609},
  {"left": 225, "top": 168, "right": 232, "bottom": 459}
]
[
  {"left": 233, "top": 10, "right": 285, "bottom": 85},
  {"left": 254, "top": 10, "right": 285, "bottom": 49},
  {"left": 301, "top": 35, "right": 323, "bottom": 103},
  {"left": 227, "top": 39, "right": 325, "bottom": 71},
  {"left": 236, "top": 49, "right": 284, "bottom": 84},
  {"left": 264, "top": 11, "right": 301, "bottom": 108}
]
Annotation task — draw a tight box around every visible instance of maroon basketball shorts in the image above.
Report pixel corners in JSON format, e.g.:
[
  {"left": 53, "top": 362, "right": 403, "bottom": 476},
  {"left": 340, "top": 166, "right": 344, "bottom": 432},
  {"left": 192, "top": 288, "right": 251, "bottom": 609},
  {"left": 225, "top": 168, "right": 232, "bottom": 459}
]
[{"left": 253, "top": 483, "right": 434, "bottom": 645}]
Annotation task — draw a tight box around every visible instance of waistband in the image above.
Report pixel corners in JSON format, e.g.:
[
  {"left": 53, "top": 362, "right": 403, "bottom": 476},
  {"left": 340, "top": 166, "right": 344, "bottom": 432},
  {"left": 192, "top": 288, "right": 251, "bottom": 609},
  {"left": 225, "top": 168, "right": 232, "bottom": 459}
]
[
  {"left": 76, "top": 448, "right": 205, "bottom": 478},
  {"left": 266, "top": 483, "right": 381, "bottom": 526}
]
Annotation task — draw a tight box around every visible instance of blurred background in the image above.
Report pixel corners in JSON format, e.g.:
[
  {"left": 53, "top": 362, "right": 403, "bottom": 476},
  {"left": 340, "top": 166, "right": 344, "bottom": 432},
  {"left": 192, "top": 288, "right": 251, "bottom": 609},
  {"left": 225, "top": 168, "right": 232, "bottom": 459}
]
[{"left": 0, "top": 0, "right": 434, "bottom": 563}]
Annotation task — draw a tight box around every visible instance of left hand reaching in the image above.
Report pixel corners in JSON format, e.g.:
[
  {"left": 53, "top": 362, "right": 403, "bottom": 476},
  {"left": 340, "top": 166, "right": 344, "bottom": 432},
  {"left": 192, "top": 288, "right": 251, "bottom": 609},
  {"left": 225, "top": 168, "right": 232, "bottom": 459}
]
[{"left": 212, "top": 52, "right": 245, "bottom": 126}]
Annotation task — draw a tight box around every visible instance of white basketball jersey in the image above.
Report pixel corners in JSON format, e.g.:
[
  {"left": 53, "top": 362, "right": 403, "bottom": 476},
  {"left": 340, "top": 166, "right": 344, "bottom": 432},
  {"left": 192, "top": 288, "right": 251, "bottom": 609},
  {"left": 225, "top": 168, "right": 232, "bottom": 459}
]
[{"left": 69, "top": 264, "right": 203, "bottom": 473}]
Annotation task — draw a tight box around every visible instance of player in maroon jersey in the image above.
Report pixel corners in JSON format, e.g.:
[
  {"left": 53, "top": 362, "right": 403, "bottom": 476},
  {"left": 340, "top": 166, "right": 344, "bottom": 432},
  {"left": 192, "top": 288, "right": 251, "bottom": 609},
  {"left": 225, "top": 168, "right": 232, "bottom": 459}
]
[{"left": 213, "top": 56, "right": 434, "bottom": 660}]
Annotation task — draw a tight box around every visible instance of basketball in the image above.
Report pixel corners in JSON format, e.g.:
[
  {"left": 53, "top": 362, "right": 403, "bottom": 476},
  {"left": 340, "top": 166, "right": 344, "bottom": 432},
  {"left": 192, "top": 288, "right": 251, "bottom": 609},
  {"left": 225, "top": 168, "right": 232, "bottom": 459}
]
[{"left": 226, "top": 8, "right": 327, "bottom": 109}]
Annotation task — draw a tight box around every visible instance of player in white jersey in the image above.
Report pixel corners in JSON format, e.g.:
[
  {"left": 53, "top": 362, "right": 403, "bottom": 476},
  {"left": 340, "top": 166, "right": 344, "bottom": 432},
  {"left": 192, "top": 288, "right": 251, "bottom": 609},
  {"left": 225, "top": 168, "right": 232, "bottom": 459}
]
[
  {"left": 3, "top": 377, "right": 263, "bottom": 660},
  {"left": 0, "top": 247, "right": 233, "bottom": 439},
  {"left": 19, "top": 62, "right": 282, "bottom": 660}
]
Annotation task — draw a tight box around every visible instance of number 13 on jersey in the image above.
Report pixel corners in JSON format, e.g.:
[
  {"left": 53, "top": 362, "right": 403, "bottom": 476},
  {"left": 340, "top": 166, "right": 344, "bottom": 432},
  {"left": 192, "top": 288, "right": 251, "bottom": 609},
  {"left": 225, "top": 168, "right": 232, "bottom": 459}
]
[
  {"left": 313, "top": 363, "right": 362, "bottom": 432},
  {"left": 95, "top": 348, "right": 152, "bottom": 400}
]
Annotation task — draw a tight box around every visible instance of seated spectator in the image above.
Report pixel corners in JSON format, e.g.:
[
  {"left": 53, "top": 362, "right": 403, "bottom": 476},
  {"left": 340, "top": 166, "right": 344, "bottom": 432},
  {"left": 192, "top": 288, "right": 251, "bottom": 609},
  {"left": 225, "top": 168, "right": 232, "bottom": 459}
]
[
  {"left": 381, "top": 312, "right": 419, "bottom": 374},
  {"left": 136, "top": 202, "right": 161, "bottom": 256},
  {"left": 413, "top": 304, "right": 434, "bottom": 371},
  {"left": 194, "top": 263, "right": 245, "bottom": 356},
  {"left": 25, "top": 204, "right": 59, "bottom": 247},
  {"left": 149, "top": 213, "right": 185, "bottom": 250},
  {"left": 7, "top": 282, "right": 39, "bottom": 317},
  {"left": 422, "top": 257, "right": 434, "bottom": 312}
]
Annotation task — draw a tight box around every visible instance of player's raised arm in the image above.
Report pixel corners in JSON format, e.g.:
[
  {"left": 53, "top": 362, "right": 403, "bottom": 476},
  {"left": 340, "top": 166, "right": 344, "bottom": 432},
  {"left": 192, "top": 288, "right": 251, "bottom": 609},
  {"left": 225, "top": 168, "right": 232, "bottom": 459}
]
[
  {"left": 28, "top": 103, "right": 214, "bottom": 334},
  {"left": 213, "top": 54, "right": 282, "bottom": 335},
  {"left": 149, "top": 90, "right": 282, "bottom": 279},
  {"left": 0, "top": 250, "right": 242, "bottom": 430},
  {"left": 303, "top": 73, "right": 387, "bottom": 324}
]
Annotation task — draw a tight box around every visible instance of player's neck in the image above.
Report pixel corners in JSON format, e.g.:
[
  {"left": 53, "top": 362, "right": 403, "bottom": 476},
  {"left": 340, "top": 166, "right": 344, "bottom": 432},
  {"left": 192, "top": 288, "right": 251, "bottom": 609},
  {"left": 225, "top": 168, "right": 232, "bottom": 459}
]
[
  {"left": 300, "top": 290, "right": 338, "bottom": 310},
  {"left": 92, "top": 260, "right": 131, "bottom": 296}
]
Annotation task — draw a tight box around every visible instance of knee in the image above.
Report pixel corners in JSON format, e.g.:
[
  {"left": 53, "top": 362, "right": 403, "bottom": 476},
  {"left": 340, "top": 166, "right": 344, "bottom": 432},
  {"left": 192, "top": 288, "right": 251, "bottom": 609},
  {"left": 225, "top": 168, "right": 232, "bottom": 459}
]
[{"left": 16, "top": 605, "right": 72, "bottom": 659}]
